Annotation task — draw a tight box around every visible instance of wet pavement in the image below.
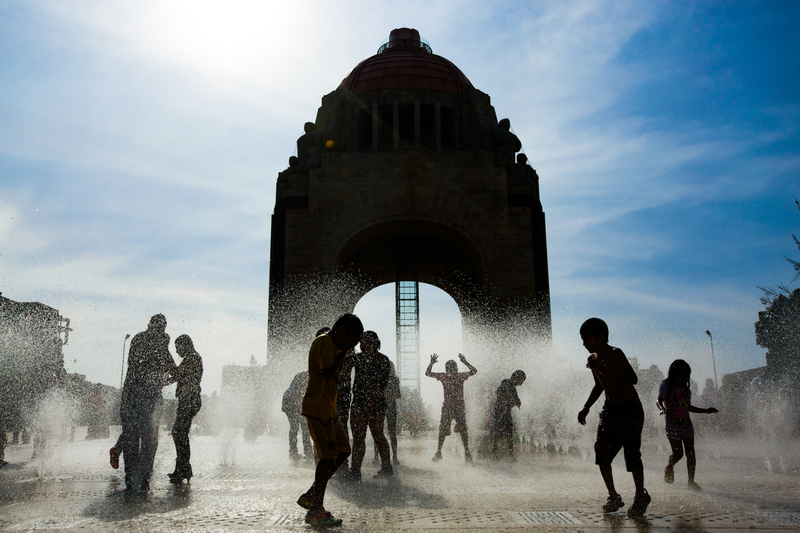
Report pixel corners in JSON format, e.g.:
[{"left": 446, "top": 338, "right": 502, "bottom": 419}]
[{"left": 1, "top": 428, "right": 799, "bottom": 532}]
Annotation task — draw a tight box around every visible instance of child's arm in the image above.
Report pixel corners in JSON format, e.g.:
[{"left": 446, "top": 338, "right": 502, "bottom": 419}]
[
  {"left": 321, "top": 347, "right": 351, "bottom": 379},
  {"left": 459, "top": 353, "right": 477, "bottom": 376},
  {"left": 425, "top": 354, "right": 438, "bottom": 377},
  {"left": 689, "top": 405, "right": 718, "bottom": 414},
  {"left": 656, "top": 397, "right": 666, "bottom": 415},
  {"left": 577, "top": 374, "right": 604, "bottom": 425}
]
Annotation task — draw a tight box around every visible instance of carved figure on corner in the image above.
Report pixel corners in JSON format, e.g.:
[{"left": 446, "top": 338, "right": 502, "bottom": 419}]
[{"left": 494, "top": 118, "right": 522, "bottom": 168}]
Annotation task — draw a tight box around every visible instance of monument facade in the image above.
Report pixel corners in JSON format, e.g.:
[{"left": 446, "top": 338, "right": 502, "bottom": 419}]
[{"left": 268, "top": 28, "right": 550, "bottom": 362}]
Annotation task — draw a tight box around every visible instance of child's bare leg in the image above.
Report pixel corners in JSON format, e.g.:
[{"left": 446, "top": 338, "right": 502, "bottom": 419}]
[
  {"left": 436, "top": 426, "right": 446, "bottom": 452},
  {"left": 599, "top": 465, "right": 618, "bottom": 496},
  {"left": 308, "top": 452, "right": 349, "bottom": 508},
  {"left": 683, "top": 437, "right": 696, "bottom": 483},
  {"left": 667, "top": 438, "right": 684, "bottom": 468},
  {"left": 368, "top": 413, "right": 391, "bottom": 466},
  {"left": 388, "top": 424, "right": 398, "bottom": 460},
  {"left": 459, "top": 426, "right": 470, "bottom": 455},
  {"left": 632, "top": 469, "right": 645, "bottom": 494}
]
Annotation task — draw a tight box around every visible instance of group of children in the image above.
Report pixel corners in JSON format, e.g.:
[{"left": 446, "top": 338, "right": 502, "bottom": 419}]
[
  {"left": 296, "top": 313, "right": 718, "bottom": 527},
  {"left": 577, "top": 317, "right": 718, "bottom": 518}
]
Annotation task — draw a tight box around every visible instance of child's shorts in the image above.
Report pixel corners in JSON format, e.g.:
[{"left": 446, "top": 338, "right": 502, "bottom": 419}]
[
  {"left": 665, "top": 422, "right": 694, "bottom": 441},
  {"left": 595, "top": 400, "right": 644, "bottom": 472},
  {"left": 439, "top": 404, "right": 467, "bottom": 435},
  {"left": 305, "top": 415, "right": 351, "bottom": 460}
]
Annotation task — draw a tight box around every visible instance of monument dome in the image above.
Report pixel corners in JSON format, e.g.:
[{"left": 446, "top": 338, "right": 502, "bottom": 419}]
[{"left": 339, "top": 28, "right": 473, "bottom": 95}]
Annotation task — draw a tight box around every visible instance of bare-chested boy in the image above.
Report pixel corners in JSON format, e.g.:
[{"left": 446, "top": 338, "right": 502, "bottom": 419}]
[{"left": 577, "top": 318, "right": 650, "bottom": 518}]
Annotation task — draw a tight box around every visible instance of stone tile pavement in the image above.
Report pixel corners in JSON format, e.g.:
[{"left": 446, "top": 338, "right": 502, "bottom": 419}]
[{"left": 1, "top": 429, "right": 798, "bottom": 532}]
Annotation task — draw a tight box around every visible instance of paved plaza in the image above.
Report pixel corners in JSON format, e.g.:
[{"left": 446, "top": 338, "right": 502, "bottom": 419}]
[{"left": 1, "top": 428, "right": 799, "bottom": 532}]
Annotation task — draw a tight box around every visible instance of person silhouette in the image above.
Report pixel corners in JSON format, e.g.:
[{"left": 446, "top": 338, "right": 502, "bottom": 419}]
[{"left": 118, "top": 314, "right": 176, "bottom": 492}]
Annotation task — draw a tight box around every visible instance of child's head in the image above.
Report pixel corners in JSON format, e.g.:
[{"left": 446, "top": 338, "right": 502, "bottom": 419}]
[
  {"left": 360, "top": 330, "right": 381, "bottom": 353},
  {"left": 667, "top": 359, "right": 691, "bottom": 386},
  {"left": 329, "top": 313, "right": 364, "bottom": 352},
  {"left": 511, "top": 370, "right": 526, "bottom": 386},
  {"left": 445, "top": 360, "right": 458, "bottom": 374},
  {"left": 579, "top": 318, "right": 609, "bottom": 342},
  {"left": 175, "top": 334, "right": 195, "bottom": 358}
]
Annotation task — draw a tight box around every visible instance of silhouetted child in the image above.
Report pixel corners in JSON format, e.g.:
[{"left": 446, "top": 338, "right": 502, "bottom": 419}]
[
  {"left": 491, "top": 370, "right": 526, "bottom": 458},
  {"left": 282, "top": 370, "right": 312, "bottom": 460},
  {"left": 657, "top": 359, "right": 718, "bottom": 491},
  {"left": 373, "top": 360, "right": 401, "bottom": 465},
  {"left": 425, "top": 353, "right": 477, "bottom": 462},
  {"left": 297, "top": 313, "right": 363, "bottom": 527},
  {"left": 167, "top": 334, "right": 203, "bottom": 484},
  {"left": 577, "top": 318, "right": 650, "bottom": 518}
]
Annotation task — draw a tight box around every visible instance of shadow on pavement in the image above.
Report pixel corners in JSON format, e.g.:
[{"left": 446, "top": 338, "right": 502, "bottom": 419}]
[
  {"left": 82, "top": 482, "right": 193, "bottom": 522},
  {"left": 331, "top": 466, "right": 448, "bottom": 510}
]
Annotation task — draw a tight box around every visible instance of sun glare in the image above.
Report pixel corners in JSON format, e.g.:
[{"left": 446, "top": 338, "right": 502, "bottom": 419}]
[{"left": 141, "top": 0, "right": 308, "bottom": 82}]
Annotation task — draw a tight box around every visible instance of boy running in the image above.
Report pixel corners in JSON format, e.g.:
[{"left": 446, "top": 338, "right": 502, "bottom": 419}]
[
  {"left": 425, "top": 353, "right": 477, "bottom": 462},
  {"left": 577, "top": 318, "right": 650, "bottom": 518}
]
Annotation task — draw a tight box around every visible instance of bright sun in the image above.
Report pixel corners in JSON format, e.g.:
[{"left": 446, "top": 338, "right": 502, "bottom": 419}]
[{"left": 141, "top": 0, "right": 308, "bottom": 81}]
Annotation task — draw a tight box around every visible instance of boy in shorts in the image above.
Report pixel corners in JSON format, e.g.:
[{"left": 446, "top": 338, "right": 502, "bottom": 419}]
[
  {"left": 577, "top": 318, "right": 650, "bottom": 518},
  {"left": 426, "top": 353, "right": 477, "bottom": 462},
  {"left": 297, "top": 313, "right": 363, "bottom": 527}
]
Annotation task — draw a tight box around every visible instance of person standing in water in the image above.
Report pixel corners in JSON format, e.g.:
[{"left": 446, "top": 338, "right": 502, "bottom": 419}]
[
  {"left": 657, "top": 359, "right": 718, "bottom": 491},
  {"left": 119, "top": 314, "right": 175, "bottom": 492},
  {"left": 490, "top": 370, "right": 526, "bottom": 458},
  {"left": 372, "top": 359, "right": 401, "bottom": 466},
  {"left": 167, "top": 334, "right": 203, "bottom": 484},
  {"left": 346, "top": 331, "right": 393, "bottom": 480},
  {"left": 296, "top": 313, "right": 363, "bottom": 527},
  {"left": 577, "top": 318, "right": 650, "bottom": 518},
  {"left": 426, "top": 353, "right": 477, "bottom": 462},
  {"left": 282, "top": 370, "right": 312, "bottom": 461}
]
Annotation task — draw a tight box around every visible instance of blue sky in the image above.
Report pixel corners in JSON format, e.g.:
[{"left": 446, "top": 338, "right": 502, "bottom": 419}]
[{"left": 0, "top": 0, "right": 798, "bottom": 396}]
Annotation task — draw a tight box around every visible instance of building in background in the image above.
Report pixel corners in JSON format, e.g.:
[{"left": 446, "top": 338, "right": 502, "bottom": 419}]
[
  {"left": 268, "top": 28, "right": 551, "bottom": 391},
  {"left": 0, "top": 292, "right": 71, "bottom": 439}
]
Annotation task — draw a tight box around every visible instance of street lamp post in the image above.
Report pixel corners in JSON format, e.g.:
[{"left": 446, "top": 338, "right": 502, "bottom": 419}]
[
  {"left": 705, "top": 330, "right": 718, "bottom": 389},
  {"left": 120, "top": 333, "right": 130, "bottom": 389}
]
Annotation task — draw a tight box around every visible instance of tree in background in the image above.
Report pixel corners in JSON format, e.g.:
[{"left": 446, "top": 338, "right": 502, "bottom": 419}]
[
  {"left": 752, "top": 197, "right": 800, "bottom": 436},
  {"left": 755, "top": 287, "right": 800, "bottom": 375},
  {"left": 756, "top": 196, "right": 800, "bottom": 374},
  {"left": 786, "top": 197, "right": 800, "bottom": 282}
]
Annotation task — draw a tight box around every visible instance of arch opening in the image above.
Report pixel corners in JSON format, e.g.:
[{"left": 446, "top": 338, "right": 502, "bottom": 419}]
[{"left": 353, "top": 281, "right": 462, "bottom": 407}]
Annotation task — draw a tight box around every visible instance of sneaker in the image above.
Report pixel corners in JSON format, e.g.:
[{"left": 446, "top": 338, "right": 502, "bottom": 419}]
[
  {"left": 431, "top": 451, "right": 442, "bottom": 462},
  {"left": 627, "top": 489, "right": 651, "bottom": 518},
  {"left": 109, "top": 447, "right": 120, "bottom": 469},
  {"left": 688, "top": 481, "right": 702, "bottom": 492},
  {"left": 602, "top": 493, "right": 624, "bottom": 512},
  {"left": 664, "top": 465, "right": 674, "bottom": 483},
  {"left": 305, "top": 508, "right": 343, "bottom": 527},
  {"left": 342, "top": 468, "right": 361, "bottom": 482},
  {"left": 297, "top": 491, "right": 313, "bottom": 509},
  {"left": 373, "top": 465, "right": 393, "bottom": 478}
]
